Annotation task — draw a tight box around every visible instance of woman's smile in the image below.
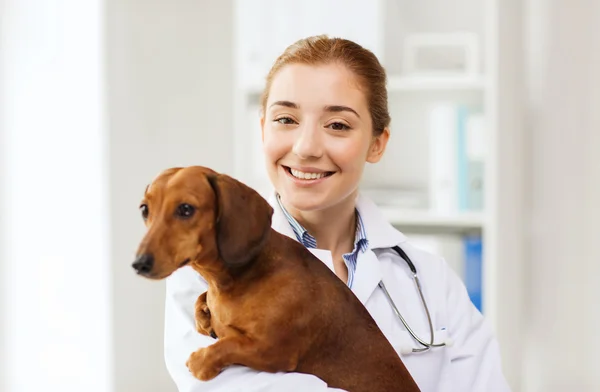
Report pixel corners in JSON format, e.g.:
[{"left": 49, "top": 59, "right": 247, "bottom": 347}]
[{"left": 281, "top": 165, "right": 336, "bottom": 187}]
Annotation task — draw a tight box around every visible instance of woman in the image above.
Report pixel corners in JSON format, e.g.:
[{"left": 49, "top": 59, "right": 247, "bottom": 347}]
[{"left": 164, "top": 35, "right": 511, "bottom": 392}]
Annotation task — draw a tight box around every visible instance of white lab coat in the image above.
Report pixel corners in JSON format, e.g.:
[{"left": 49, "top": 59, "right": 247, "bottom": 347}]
[{"left": 163, "top": 193, "right": 511, "bottom": 392}]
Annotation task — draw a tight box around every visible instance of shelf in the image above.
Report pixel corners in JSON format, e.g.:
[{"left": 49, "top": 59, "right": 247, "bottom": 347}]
[
  {"left": 380, "top": 207, "right": 486, "bottom": 230},
  {"left": 240, "top": 75, "right": 487, "bottom": 98},
  {"left": 387, "top": 74, "right": 487, "bottom": 92}
]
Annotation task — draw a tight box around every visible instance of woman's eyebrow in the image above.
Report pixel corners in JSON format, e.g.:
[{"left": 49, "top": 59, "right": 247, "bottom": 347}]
[
  {"left": 269, "top": 101, "right": 360, "bottom": 119},
  {"left": 324, "top": 105, "right": 360, "bottom": 118},
  {"left": 269, "top": 100, "right": 298, "bottom": 109}
]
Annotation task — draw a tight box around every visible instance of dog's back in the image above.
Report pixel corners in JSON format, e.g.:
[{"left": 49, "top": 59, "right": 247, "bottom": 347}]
[{"left": 244, "top": 230, "right": 420, "bottom": 392}]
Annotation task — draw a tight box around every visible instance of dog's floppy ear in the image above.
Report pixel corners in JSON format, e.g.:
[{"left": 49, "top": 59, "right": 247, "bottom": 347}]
[{"left": 206, "top": 173, "right": 274, "bottom": 267}]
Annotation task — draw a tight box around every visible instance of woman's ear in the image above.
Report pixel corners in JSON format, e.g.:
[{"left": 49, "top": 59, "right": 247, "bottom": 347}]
[{"left": 366, "top": 127, "right": 390, "bottom": 163}]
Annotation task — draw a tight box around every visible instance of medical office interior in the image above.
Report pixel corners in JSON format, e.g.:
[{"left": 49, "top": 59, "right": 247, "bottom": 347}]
[{"left": 0, "top": 0, "right": 598, "bottom": 391}]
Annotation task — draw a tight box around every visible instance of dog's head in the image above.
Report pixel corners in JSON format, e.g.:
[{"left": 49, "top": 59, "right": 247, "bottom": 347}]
[{"left": 133, "top": 166, "right": 274, "bottom": 279}]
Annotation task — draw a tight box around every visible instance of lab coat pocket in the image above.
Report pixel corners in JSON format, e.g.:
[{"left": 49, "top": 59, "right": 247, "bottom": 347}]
[{"left": 388, "top": 327, "right": 451, "bottom": 391}]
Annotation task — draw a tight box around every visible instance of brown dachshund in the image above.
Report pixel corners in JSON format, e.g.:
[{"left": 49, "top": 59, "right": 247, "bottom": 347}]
[{"left": 133, "top": 166, "right": 420, "bottom": 392}]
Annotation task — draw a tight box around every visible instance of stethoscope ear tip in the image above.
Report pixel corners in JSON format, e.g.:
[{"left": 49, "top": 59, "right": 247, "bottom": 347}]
[{"left": 444, "top": 337, "right": 454, "bottom": 347}]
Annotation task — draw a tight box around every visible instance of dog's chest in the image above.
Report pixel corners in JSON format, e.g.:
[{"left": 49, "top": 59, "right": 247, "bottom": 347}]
[{"left": 206, "top": 289, "right": 249, "bottom": 334}]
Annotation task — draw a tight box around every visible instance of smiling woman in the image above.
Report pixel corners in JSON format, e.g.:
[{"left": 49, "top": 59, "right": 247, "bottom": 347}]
[
  {"left": 259, "top": 37, "right": 391, "bottom": 281},
  {"left": 164, "top": 35, "right": 510, "bottom": 392}
]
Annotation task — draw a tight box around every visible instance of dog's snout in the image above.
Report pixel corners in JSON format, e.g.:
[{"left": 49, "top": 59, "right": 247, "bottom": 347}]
[{"left": 132, "top": 253, "right": 154, "bottom": 275}]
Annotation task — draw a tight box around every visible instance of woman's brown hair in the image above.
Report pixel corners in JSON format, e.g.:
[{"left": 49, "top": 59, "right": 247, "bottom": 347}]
[{"left": 260, "top": 35, "right": 390, "bottom": 136}]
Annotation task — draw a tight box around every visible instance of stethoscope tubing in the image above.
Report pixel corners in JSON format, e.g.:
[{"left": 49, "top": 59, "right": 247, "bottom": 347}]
[{"left": 379, "top": 245, "right": 449, "bottom": 353}]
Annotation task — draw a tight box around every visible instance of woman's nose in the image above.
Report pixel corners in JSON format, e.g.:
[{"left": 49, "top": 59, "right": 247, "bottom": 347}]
[{"left": 292, "top": 124, "right": 323, "bottom": 159}]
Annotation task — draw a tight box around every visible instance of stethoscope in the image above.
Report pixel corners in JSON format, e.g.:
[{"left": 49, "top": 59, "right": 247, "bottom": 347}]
[{"left": 378, "top": 245, "right": 454, "bottom": 355}]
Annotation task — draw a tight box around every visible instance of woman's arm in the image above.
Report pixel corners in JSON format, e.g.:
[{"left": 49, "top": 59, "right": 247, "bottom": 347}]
[
  {"left": 163, "top": 266, "right": 347, "bottom": 392},
  {"left": 443, "top": 261, "right": 512, "bottom": 392}
]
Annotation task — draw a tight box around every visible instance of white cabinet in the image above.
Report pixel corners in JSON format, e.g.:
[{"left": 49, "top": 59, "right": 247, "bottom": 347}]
[{"left": 234, "top": 0, "right": 385, "bottom": 91}]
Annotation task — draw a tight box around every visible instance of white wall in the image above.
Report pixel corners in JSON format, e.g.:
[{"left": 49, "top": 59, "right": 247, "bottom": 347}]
[
  {"left": 522, "top": 0, "right": 600, "bottom": 391},
  {"left": 492, "top": 0, "right": 527, "bottom": 388},
  {"left": 106, "top": 0, "right": 234, "bottom": 391},
  {"left": 0, "top": 1, "right": 234, "bottom": 390},
  {"left": 0, "top": 0, "right": 7, "bottom": 387},
  {"left": 0, "top": 1, "right": 112, "bottom": 391}
]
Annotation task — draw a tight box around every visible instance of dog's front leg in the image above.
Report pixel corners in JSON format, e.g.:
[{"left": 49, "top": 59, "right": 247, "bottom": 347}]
[
  {"left": 186, "top": 335, "right": 298, "bottom": 381},
  {"left": 194, "top": 291, "right": 217, "bottom": 339}
]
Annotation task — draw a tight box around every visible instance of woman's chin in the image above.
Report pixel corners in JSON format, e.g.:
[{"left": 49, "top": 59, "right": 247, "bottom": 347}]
[{"left": 279, "top": 189, "right": 337, "bottom": 212}]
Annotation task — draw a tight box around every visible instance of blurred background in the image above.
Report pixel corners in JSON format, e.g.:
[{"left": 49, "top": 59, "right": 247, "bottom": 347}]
[{"left": 0, "top": 0, "right": 598, "bottom": 391}]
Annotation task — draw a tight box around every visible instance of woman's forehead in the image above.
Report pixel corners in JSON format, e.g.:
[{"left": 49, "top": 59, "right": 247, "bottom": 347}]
[{"left": 267, "top": 63, "right": 368, "bottom": 111}]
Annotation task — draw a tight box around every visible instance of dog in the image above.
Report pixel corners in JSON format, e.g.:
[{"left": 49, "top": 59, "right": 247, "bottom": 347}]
[{"left": 133, "top": 166, "right": 420, "bottom": 392}]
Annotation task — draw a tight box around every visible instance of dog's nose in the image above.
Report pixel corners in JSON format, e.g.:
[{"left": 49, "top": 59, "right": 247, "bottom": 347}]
[{"left": 132, "top": 254, "right": 154, "bottom": 275}]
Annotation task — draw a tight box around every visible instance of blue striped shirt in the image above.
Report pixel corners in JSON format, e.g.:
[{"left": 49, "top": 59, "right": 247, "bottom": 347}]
[{"left": 276, "top": 194, "right": 369, "bottom": 288}]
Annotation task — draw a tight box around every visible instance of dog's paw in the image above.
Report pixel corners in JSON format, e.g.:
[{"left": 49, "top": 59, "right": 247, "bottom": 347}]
[
  {"left": 194, "top": 307, "right": 217, "bottom": 338},
  {"left": 186, "top": 348, "right": 221, "bottom": 381},
  {"left": 194, "top": 292, "right": 217, "bottom": 338},
  {"left": 195, "top": 319, "right": 218, "bottom": 339}
]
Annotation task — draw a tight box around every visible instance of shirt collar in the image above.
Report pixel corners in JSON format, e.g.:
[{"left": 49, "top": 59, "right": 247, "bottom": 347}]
[{"left": 275, "top": 193, "right": 369, "bottom": 254}]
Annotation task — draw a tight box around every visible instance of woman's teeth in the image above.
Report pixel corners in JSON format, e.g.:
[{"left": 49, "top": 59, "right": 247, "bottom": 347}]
[{"left": 290, "top": 168, "right": 328, "bottom": 180}]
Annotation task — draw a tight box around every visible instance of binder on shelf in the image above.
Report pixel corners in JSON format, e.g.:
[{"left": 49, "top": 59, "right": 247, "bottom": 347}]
[
  {"left": 429, "top": 103, "right": 459, "bottom": 214},
  {"left": 464, "top": 113, "right": 486, "bottom": 211},
  {"left": 404, "top": 232, "right": 484, "bottom": 314},
  {"left": 456, "top": 106, "right": 469, "bottom": 211},
  {"left": 463, "top": 234, "right": 483, "bottom": 313},
  {"left": 428, "top": 103, "right": 486, "bottom": 214},
  {"left": 406, "top": 233, "right": 464, "bottom": 279}
]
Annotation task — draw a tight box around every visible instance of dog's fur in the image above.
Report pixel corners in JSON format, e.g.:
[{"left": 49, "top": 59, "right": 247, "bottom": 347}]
[{"left": 134, "top": 166, "right": 420, "bottom": 392}]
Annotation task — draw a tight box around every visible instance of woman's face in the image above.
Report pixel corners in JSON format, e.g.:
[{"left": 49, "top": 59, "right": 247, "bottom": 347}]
[{"left": 261, "top": 63, "right": 389, "bottom": 212}]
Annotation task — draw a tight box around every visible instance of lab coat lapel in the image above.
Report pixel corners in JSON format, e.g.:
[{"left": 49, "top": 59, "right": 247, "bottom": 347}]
[
  {"left": 351, "top": 249, "right": 382, "bottom": 305},
  {"left": 351, "top": 193, "right": 408, "bottom": 305},
  {"left": 355, "top": 193, "right": 408, "bottom": 249}
]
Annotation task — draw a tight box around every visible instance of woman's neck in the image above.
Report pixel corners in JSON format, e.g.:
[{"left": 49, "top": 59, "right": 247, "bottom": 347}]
[{"left": 284, "top": 191, "right": 358, "bottom": 255}]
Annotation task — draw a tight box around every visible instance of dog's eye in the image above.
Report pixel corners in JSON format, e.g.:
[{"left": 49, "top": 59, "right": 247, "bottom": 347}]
[
  {"left": 140, "top": 204, "right": 149, "bottom": 220},
  {"left": 176, "top": 203, "right": 195, "bottom": 219}
]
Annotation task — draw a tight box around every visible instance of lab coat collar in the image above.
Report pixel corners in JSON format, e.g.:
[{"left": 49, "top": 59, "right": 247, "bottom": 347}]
[
  {"left": 353, "top": 192, "right": 408, "bottom": 250},
  {"left": 352, "top": 193, "right": 408, "bottom": 304},
  {"left": 268, "top": 193, "right": 299, "bottom": 242},
  {"left": 267, "top": 191, "right": 408, "bottom": 304},
  {"left": 267, "top": 191, "right": 407, "bottom": 249}
]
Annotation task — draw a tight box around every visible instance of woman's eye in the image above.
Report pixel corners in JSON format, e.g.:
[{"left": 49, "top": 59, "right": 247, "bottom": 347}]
[
  {"left": 140, "top": 204, "right": 149, "bottom": 220},
  {"left": 176, "top": 203, "right": 196, "bottom": 219},
  {"left": 274, "top": 117, "right": 296, "bottom": 125},
  {"left": 328, "top": 122, "right": 350, "bottom": 131}
]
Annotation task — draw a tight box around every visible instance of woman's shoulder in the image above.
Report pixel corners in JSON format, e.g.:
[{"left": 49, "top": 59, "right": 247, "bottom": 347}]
[
  {"left": 355, "top": 193, "right": 454, "bottom": 277},
  {"left": 374, "top": 237, "right": 449, "bottom": 277},
  {"left": 354, "top": 193, "right": 407, "bottom": 248},
  {"left": 396, "top": 240, "right": 450, "bottom": 275}
]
